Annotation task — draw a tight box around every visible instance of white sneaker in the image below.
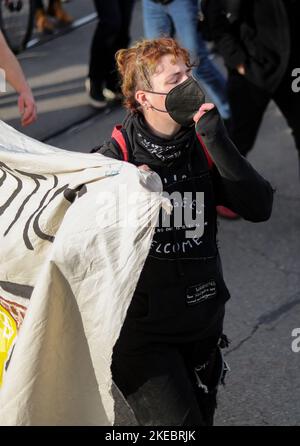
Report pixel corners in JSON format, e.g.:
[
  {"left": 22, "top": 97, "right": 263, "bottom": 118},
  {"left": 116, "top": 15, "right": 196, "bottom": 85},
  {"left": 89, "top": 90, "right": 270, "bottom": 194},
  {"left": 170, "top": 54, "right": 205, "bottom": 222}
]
[
  {"left": 85, "top": 78, "right": 107, "bottom": 109},
  {"left": 103, "top": 87, "right": 123, "bottom": 101}
]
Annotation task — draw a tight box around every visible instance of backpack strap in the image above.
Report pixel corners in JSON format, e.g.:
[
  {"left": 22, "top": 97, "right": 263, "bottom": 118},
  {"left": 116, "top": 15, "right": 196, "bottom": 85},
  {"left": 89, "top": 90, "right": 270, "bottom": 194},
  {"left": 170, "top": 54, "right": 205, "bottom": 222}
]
[
  {"left": 111, "top": 125, "right": 130, "bottom": 162},
  {"left": 196, "top": 132, "right": 214, "bottom": 170}
]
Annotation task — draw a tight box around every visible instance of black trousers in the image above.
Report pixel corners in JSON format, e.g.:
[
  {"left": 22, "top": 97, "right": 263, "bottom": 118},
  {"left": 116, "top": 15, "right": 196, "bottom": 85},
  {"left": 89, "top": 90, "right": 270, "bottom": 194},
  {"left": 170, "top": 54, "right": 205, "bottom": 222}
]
[
  {"left": 227, "top": 65, "right": 300, "bottom": 159},
  {"left": 89, "top": 0, "right": 135, "bottom": 91},
  {"left": 111, "top": 292, "right": 226, "bottom": 427},
  {"left": 112, "top": 335, "right": 226, "bottom": 426}
]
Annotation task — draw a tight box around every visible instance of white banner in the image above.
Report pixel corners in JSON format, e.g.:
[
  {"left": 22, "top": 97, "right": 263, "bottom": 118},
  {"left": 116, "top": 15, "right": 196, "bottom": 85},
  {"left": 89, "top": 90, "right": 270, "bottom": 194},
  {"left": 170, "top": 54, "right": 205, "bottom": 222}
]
[{"left": 0, "top": 120, "right": 169, "bottom": 426}]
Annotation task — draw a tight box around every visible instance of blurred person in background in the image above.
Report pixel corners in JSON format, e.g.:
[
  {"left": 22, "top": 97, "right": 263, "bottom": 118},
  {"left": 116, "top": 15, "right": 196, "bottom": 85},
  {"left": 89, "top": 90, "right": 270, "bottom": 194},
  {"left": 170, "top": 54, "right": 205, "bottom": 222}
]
[
  {"left": 86, "top": 0, "right": 135, "bottom": 109},
  {"left": 35, "top": 0, "right": 73, "bottom": 34},
  {"left": 142, "top": 0, "right": 231, "bottom": 122},
  {"left": 0, "top": 30, "right": 37, "bottom": 126},
  {"left": 203, "top": 0, "right": 300, "bottom": 178}
]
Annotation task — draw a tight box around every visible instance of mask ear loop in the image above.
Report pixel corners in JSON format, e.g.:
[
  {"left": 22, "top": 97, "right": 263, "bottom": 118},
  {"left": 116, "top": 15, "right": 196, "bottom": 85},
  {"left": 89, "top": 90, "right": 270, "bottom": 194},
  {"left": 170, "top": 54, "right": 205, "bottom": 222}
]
[
  {"left": 142, "top": 90, "right": 169, "bottom": 113},
  {"left": 143, "top": 90, "right": 168, "bottom": 95}
]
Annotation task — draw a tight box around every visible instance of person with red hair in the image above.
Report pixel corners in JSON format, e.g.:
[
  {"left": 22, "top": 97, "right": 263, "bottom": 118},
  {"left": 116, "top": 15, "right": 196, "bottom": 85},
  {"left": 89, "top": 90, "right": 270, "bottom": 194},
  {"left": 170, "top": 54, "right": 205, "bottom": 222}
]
[{"left": 95, "top": 37, "right": 273, "bottom": 426}]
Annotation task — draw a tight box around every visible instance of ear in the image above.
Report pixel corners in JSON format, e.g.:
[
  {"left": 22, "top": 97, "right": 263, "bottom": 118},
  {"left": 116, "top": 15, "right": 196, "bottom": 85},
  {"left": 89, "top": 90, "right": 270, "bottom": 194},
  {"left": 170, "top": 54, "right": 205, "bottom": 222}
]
[{"left": 135, "top": 90, "right": 149, "bottom": 108}]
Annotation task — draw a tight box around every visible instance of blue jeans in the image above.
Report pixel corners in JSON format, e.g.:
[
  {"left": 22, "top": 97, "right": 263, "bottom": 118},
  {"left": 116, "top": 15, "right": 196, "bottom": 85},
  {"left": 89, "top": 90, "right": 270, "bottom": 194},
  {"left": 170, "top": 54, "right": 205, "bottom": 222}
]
[{"left": 142, "top": 0, "right": 230, "bottom": 119}]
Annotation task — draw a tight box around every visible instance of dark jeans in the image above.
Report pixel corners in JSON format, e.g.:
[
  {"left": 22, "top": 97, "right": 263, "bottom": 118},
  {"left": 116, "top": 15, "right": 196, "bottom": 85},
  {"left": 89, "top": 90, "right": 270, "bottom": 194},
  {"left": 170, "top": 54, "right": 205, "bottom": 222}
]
[
  {"left": 112, "top": 326, "right": 226, "bottom": 426},
  {"left": 89, "top": 0, "right": 135, "bottom": 91},
  {"left": 227, "top": 65, "right": 300, "bottom": 159}
]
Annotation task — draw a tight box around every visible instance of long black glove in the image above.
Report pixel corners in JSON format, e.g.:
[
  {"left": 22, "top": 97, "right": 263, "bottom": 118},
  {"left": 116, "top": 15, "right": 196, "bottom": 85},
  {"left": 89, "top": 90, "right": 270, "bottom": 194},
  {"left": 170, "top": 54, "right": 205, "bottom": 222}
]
[{"left": 195, "top": 107, "right": 274, "bottom": 221}]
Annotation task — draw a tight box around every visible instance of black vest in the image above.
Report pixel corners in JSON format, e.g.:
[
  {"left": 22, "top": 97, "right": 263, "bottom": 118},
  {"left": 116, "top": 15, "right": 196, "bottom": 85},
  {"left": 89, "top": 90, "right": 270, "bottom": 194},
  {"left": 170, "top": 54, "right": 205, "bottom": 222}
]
[{"left": 117, "top": 128, "right": 230, "bottom": 343}]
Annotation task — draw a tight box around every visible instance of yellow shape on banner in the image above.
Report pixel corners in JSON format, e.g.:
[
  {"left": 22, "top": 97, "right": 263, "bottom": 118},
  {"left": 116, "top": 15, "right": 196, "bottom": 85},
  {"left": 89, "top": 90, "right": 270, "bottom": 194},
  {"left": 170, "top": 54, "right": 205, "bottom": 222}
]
[{"left": 0, "top": 305, "right": 17, "bottom": 387}]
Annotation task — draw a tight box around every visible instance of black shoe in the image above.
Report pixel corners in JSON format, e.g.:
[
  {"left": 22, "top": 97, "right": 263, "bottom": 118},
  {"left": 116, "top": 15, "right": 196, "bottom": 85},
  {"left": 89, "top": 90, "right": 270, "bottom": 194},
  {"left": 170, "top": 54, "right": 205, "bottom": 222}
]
[{"left": 85, "top": 79, "right": 107, "bottom": 109}]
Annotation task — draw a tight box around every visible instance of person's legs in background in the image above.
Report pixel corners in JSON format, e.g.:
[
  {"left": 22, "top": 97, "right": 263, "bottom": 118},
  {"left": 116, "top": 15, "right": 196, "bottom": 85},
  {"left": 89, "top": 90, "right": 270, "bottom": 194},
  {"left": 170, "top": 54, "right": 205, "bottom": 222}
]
[
  {"left": 142, "top": 0, "right": 173, "bottom": 39},
  {"left": 227, "top": 70, "right": 270, "bottom": 157},
  {"left": 273, "top": 64, "right": 300, "bottom": 179},
  {"left": 47, "top": 0, "right": 73, "bottom": 26},
  {"left": 35, "top": 0, "right": 55, "bottom": 33},
  {"left": 35, "top": 0, "right": 73, "bottom": 34},
  {"left": 88, "top": 0, "right": 122, "bottom": 107},
  {"left": 105, "top": 0, "right": 135, "bottom": 95},
  {"left": 87, "top": 0, "right": 135, "bottom": 107}
]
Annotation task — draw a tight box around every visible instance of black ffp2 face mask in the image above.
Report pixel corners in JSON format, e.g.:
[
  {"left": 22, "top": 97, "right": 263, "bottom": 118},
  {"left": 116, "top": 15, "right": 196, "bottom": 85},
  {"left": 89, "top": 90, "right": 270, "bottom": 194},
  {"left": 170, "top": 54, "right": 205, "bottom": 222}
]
[{"left": 144, "top": 77, "right": 206, "bottom": 127}]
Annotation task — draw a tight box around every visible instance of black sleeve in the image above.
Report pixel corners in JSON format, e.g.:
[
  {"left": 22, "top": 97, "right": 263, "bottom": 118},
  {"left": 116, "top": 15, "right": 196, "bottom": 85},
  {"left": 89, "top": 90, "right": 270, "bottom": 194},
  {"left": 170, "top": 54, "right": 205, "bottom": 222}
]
[
  {"left": 196, "top": 108, "right": 274, "bottom": 222},
  {"left": 90, "top": 140, "right": 123, "bottom": 161},
  {"left": 203, "top": 0, "right": 246, "bottom": 69}
]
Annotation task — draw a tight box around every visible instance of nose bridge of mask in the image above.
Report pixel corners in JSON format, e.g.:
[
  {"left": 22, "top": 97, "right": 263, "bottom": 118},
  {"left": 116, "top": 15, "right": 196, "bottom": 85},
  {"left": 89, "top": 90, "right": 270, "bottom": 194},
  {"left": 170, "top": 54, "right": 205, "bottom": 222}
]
[{"left": 165, "top": 77, "right": 206, "bottom": 126}]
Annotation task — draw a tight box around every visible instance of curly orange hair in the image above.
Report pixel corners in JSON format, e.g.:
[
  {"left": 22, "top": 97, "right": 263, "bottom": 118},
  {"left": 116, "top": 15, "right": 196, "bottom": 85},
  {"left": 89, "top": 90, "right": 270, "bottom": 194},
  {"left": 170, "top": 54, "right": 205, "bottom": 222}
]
[{"left": 116, "top": 37, "right": 193, "bottom": 112}]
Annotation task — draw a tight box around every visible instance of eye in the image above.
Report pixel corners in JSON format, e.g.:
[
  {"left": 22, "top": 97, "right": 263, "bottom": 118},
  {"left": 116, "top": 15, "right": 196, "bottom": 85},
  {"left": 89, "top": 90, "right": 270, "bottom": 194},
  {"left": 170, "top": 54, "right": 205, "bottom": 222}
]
[{"left": 168, "top": 76, "right": 180, "bottom": 85}]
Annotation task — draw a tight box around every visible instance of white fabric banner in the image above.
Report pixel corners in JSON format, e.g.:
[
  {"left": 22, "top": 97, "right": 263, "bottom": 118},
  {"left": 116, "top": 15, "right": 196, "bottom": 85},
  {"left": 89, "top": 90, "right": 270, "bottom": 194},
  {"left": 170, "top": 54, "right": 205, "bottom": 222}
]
[{"left": 0, "top": 120, "right": 170, "bottom": 426}]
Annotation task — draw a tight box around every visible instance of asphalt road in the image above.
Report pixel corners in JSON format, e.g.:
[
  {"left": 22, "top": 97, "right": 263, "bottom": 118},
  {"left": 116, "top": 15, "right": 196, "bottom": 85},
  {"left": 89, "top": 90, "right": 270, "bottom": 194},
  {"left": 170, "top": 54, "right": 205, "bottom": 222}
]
[{"left": 0, "top": 0, "right": 299, "bottom": 426}]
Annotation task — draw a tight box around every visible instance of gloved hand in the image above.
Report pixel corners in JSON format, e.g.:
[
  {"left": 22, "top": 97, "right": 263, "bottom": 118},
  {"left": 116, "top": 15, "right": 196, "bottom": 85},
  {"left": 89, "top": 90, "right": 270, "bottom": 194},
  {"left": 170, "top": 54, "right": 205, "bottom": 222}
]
[{"left": 193, "top": 103, "right": 227, "bottom": 141}]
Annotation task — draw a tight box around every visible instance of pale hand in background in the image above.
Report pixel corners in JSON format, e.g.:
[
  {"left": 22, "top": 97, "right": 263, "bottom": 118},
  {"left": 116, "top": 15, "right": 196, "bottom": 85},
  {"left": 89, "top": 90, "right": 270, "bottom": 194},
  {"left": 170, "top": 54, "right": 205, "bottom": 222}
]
[{"left": 18, "top": 90, "right": 37, "bottom": 127}]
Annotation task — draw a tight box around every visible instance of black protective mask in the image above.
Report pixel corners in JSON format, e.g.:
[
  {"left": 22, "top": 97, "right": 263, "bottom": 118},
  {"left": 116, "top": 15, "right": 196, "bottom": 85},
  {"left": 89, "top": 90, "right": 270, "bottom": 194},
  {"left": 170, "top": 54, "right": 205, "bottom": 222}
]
[{"left": 144, "top": 77, "right": 206, "bottom": 127}]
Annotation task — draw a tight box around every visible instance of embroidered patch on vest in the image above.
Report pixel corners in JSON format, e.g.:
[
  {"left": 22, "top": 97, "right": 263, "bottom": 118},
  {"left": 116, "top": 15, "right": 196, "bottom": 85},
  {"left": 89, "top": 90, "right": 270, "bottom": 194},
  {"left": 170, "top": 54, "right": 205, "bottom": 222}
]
[{"left": 186, "top": 280, "right": 217, "bottom": 306}]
